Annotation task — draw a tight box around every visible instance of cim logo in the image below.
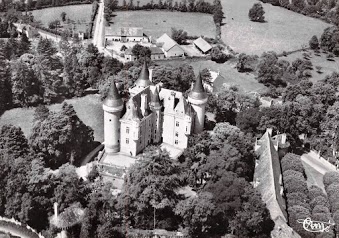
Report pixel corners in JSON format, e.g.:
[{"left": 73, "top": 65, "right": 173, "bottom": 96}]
[{"left": 297, "top": 217, "right": 335, "bottom": 233}]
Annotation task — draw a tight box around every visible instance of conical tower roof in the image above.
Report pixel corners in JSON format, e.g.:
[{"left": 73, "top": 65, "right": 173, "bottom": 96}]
[
  {"left": 150, "top": 87, "right": 161, "bottom": 108},
  {"left": 103, "top": 81, "right": 123, "bottom": 107},
  {"left": 135, "top": 61, "right": 153, "bottom": 87},
  {"left": 188, "top": 73, "right": 207, "bottom": 100},
  {"left": 122, "top": 99, "right": 142, "bottom": 121}
]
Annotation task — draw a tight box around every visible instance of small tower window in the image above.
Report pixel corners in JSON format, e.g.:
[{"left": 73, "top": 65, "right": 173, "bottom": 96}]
[
  {"left": 126, "top": 127, "right": 129, "bottom": 134},
  {"left": 175, "top": 140, "right": 178, "bottom": 145},
  {"left": 176, "top": 121, "right": 179, "bottom": 127},
  {"left": 126, "top": 138, "right": 129, "bottom": 144},
  {"left": 175, "top": 132, "right": 178, "bottom": 137}
]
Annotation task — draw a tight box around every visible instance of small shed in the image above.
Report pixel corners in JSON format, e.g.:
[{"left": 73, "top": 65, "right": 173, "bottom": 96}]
[
  {"left": 150, "top": 47, "right": 165, "bottom": 60},
  {"left": 193, "top": 37, "right": 212, "bottom": 54}
]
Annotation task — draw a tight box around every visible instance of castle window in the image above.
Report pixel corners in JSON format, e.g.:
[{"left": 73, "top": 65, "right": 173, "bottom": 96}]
[
  {"left": 109, "top": 119, "right": 112, "bottom": 122},
  {"left": 126, "top": 127, "right": 129, "bottom": 134},
  {"left": 126, "top": 138, "right": 129, "bottom": 144},
  {"left": 176, "top": 121, "right": 179, "bottom": 127},
  {"left": 175, "top": 140, "right": 178, "bottom": 145},
  {"left": 186, "top": 126, "right": 188, "bottom": 132},
  {"left": 155, "top": 130, "right": 157, "bottom": 134},
  {"left": 175, "top": 132, "right": 178, "bottom": 137}
]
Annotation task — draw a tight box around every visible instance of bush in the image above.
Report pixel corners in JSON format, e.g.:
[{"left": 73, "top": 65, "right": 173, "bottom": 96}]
[
  {"left": 326, "top": 183, "right": 339, "bottom": 197},
  {"left": 281, "top": 153, "right": 304, "bottom": 173},
  {"left": 288, "top": 205, "right": 312, "bottom": 238},
  {"left": 309, "top": 35, "right": 319, "bottom": 50},
  {"left": 249, "top": 3, "right": 265, "bottom": 22},
  {"left": 310, "top": 196, "right": 330, "bottom": 210},
  {"left": 283, "top": 170, "right": 304, "bottom": 180},
  {"left": 284, "top": 177, "right": 308, "bottom": 194},
  {"left": 323, "top": 171, "right": 339, "bottom": 189},
  {"left": 312, "top": 205, "right": 331, "bottom": 215},
  {"left": 236, "top": 53, "right": 259, "bottom": 72},
  {"left": 286, "top": 192, "right": 309, "bottom": 208}
]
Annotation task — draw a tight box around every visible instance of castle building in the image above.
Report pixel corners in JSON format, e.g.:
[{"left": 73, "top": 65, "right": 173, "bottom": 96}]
[{"left": 102, "top": 61, "right": 208, "bottom": 158}]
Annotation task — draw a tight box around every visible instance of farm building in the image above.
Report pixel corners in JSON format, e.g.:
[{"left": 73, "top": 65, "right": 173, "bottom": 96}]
[
  {"left": 156, "top": 33, "right": 185, "bottom": 58},
  {"left": 193, "top": 37, "right": 212, "bottom": 54},
  {"left": 150, "top": 47, "right": 165, "bottom": 60},
  {"left": 124, "top": 48, "right": 138, "bottom": 62},
  {"left": 105, "top": 27, "right": 148, "bottom": 43}
]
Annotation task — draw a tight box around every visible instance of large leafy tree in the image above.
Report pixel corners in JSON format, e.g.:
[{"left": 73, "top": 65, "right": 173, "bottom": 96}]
[
  {"left": 248, "top": 3, "right": 265, "bottom": 22},
  {"left": 117, "top": 147, "right": 183, "bottom": 230},
  {"left": 0, "top": 41, "right": 12, "bottom": 114},
  {"left": 29, "top": 103, "right": 94, "bottom": 168},
  {"left": 0, "top": 124, "right": 29, "bottom": 157},
  {"left": 11, "top": 60, "right": 42, "bottom": 107}
]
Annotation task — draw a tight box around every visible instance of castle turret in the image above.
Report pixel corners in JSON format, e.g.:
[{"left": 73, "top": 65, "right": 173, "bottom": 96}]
[
  {"left": 135, "top": 61, "right": 153, "bottom": 88},
  {"left": 103, "top": 81, "right": 124, "bottom": 153},
  {"left": 188, "top": 73, "right": 208, "bottom": 134},
  {"left": 150, "top": 87, "right": 162, "bottom": 143}
]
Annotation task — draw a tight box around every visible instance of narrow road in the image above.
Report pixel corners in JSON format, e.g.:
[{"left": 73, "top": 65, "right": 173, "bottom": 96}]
[{"left": 92, "top": 0, "right": 105, "bottom": 50}]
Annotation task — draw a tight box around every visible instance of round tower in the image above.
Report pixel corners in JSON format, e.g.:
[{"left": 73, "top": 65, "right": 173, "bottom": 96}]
[
  {"left": 103, "top": 81, "right": 124, "bottom": 153},
  {"left": 188, "top": 73, "right": 208, "bottom": 134}
]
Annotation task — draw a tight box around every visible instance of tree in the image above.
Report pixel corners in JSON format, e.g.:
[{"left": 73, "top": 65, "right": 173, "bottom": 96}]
[
  {"left": 309, "top": 35, "right": 319, "bottom": 49},
  {"left": 0, "top": 44, "right": 12, "bottom": 114},
  {"left": 131, "top": 44, "right": 151, "bottom": 59},
  {"left": 281, "top": 153, "right": 304, "bottom": 173},
  {"left": 323, "top": 171, "right": 339, "bottom": 189},
  {"left": 236, "top": 107, "right": 262, "bottom": 134},
  {"left": 18, "top": 32, "right": 31, "bottom": 56},
  {"left": 171, "top": 27, "right": 188, "bottom": 44},
  {"left": 29, "top": 103, "right": 94, "bottom": 168},
  {"left": 248, "top": 3, "right": 265, "bottom": 22},
  {"left": 257, "top": 51, "right": 286, "bottom": 87},
  {"left": 174, "top": 192, "right": 215, "bottom": 237},
  {"left": 11, "top": 61, "right": 42, "bottom": 107},
  {"left": 236, "top": 53, "right": 259, "bottom": 72},
  {"left": 117, "top": 147, "right": 183, "bottom": 230},
  {"left": 0, "top": 124, "right": 29, "bottom": 158},
  {"left": 60, "top": 12, "right": 66, "bottom": 22},
  {"left": 210, "top": 45, "right": 228, "bottom": 63}
]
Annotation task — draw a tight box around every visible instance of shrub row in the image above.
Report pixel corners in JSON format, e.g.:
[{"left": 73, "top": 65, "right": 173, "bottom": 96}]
[
  {"left": 282, "top": 153, "right": 312, "bottom": 238},
  {"left": 324, "top": 171, "right": 339, "bottom": 234}
]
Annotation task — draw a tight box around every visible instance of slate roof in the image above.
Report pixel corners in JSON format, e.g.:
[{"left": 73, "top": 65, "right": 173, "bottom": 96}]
[
  {"left": 193, "top": 37, "right": 212, "bottom": 53},
  {"left": 135, "top": 61, "right": 153, "bottom": 87},
  {"left": 150, "top": 46, "right": 164, "bottom": 55},
  {"left": 103, "top": 81, "right": 123, "bottom": 107},
  {"left": 189, "top": 73, "right": 207, "bottom": 100},
  {"left": 156, "top": 33, "right": 179, "bottom": 52},
  {"left": 254, "top": 131, "right": 287, "bottom": 222}
]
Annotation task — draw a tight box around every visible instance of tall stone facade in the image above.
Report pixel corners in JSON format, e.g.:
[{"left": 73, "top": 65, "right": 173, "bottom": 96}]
[{"left": 103, "top": 61, "right": 208, "bottom": 157}]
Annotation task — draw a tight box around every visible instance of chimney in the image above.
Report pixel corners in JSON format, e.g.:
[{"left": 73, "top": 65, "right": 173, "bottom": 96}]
[
  {"left": 281, "top": 133, "right": 286, "bottom": 144},
  {"left": 54, "top": 202, "right": 58, "bottom": 220},
  {"left": 141, "top": 93, "right": 148, "bottom": 116},
  {"left": 149, "top": 68, "right": 153, "bottom": 82}
]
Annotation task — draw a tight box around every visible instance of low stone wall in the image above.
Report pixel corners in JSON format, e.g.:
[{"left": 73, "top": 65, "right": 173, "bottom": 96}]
[{"left": 0, "top": 216, "right": 44, "bottom": 238}]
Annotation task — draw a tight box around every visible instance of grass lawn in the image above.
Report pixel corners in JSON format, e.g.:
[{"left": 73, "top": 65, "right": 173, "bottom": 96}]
[
  {"left": 220, "top": 0, "right": 331, "bottom": 55},
  {"left": 111, "top": 10, "right": 215, "bottom": 39},
  {"left": 0, "top": 94, "right": 104, "bottom": 142},
  {"left": 31, "top": 4, "right": 93, "bottom": 27},
  {"left": 157, "top": 59, "right": 267, "bottom": 93},
  {"left": 281, "top": 50, "right": 339, "bottom": 83}
]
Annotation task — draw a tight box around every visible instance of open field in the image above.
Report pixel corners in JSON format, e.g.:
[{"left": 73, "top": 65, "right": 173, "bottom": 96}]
[
  {"left": 31, "top": 4, "right": 93, "bottom": 27},
  {"left": 281, "top": 50, "right": 339, "bottom": 83},
  {"left": 0, "top": 94, "right": 104, "bottom": 142},
  {"left": 111, "top": 11, "right": 215, "bottom": 39},
  {"left": 157, "top": 59, "right": 267, "bottom": 93},
  {"left": 220, "top": 0, "right": 331, "bottom": 55}
]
